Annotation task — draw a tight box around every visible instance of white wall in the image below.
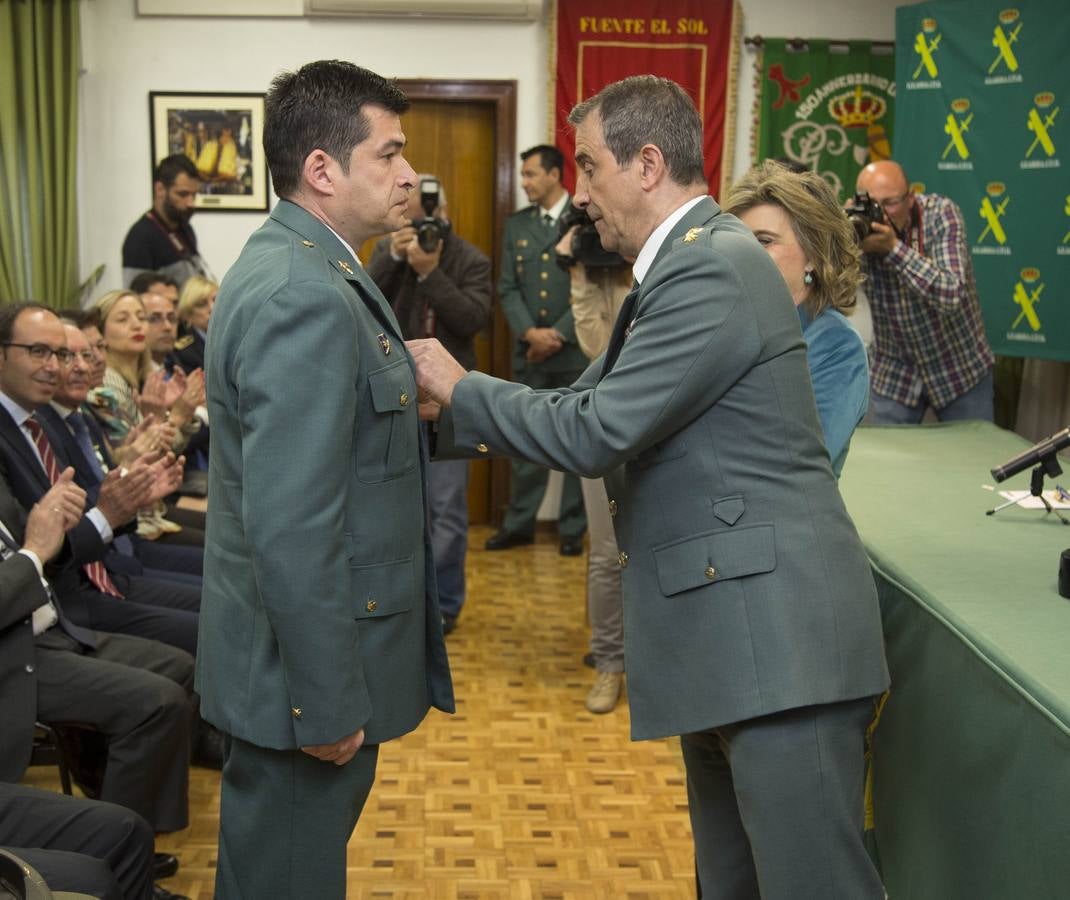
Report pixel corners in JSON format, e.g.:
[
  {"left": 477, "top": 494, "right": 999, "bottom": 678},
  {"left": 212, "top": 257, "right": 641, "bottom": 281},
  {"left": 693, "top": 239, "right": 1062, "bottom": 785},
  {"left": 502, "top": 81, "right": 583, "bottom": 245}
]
[{"left": 77, "top": 0, "right": 902, "bottom": 292}]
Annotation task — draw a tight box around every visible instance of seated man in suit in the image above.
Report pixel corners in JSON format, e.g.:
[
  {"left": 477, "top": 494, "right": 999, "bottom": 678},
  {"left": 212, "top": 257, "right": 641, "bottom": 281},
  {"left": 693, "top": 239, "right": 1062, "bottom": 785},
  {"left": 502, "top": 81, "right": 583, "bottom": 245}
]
[
  {"left": 0, "top": 783, "right": 180, "bottom": 900},
  {"left": 0, "top": 467, "right": 193, "bottom": 896},
  {"left": 0, "top": 303, "right": 200, "bottom": 656},
  {"left": 39, "top": 321, "right": 202, "bottom": 588}
]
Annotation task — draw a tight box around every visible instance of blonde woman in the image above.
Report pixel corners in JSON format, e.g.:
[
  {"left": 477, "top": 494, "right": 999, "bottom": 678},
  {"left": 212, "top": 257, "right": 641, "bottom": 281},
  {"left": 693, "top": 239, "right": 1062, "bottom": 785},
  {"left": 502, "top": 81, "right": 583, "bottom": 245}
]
[
  {"left": 174, "top": 275, "right": 217, "bottom": 373},
  {"left": 89, "top": 290, "right": 203, "bottom": 541},
  {"left": 724, "top": 160, "right": 869, "bottom": 476}
]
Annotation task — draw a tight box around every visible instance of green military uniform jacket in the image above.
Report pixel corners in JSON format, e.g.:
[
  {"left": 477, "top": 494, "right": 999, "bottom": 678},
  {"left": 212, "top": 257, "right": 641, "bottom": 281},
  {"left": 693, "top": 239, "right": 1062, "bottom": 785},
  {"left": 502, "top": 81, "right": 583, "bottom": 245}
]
[
  {"left": 443, "top": 197, "right": 889, "bottom": 740},
  {"left": 499, "top": 200, "right": 588, "bottom": 376},
  {"left": 196, "top": 200, "right": 454, "bottom": 749}
]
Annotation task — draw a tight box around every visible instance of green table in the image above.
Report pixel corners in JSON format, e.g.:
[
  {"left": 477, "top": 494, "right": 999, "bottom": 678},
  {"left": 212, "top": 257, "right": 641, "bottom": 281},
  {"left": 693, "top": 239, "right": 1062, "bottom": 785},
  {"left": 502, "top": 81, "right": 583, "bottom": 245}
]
[{"left": 839, "top": 422, "right": 1070, "bottom": 899}]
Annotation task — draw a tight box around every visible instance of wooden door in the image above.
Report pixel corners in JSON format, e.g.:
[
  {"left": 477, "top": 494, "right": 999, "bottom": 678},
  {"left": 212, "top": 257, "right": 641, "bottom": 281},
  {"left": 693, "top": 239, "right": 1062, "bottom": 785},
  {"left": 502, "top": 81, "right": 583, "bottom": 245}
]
[{"left": 359, "top": 82, "right": 516, "bottom": 524}]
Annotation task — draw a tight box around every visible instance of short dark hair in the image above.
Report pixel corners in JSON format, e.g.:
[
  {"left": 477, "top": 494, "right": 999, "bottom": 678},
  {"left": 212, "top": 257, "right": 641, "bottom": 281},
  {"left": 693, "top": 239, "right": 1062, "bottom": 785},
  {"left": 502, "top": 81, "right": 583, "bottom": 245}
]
[
  {"left": 0, "top": 302, "right": 54, "bottom": 345},
  {"left": 568, "top": 76, "right": 706, "bottom": 188},
  {"left": 57, "top": 307, "right": 98, "bottom": 329},
  {"left": 153, "top": 154, "right": 199, "bottom": 189},
  {"left": 521, "top": 144, "right": 564, "bottom": 178},
  {"left": 264, "top": 60, "right": 409, "bottom": 198},
  {"left": 129, "top": 271, "right": 178, "bottom": 295}
]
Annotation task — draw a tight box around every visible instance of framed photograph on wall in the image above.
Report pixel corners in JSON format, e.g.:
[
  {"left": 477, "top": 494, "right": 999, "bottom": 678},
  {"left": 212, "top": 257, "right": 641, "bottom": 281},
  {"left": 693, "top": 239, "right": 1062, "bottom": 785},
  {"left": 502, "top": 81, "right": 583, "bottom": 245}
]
[{"left": 149, "top": 91, "right": 269, "bottom": 212}]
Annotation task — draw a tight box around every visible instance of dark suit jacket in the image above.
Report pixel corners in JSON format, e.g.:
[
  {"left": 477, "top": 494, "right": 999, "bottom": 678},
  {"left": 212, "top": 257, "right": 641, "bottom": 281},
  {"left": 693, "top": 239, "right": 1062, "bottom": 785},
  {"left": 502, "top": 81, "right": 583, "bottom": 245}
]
[
  {"left": 171, "top": 327, "right": 205, "bottom": 373},
  {"left": 0, "top": 481, "right": 93, "bottom": 783},
  {"left": 443, "top": 197, "right": 890, "bottom": 740}
]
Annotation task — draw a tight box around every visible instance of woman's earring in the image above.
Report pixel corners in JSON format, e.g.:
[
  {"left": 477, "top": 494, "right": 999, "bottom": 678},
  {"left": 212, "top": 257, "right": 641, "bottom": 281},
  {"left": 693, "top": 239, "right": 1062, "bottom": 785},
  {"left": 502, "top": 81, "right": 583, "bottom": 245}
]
[{"left": 803, "top": 269, "right": 814, "bottom": 285}]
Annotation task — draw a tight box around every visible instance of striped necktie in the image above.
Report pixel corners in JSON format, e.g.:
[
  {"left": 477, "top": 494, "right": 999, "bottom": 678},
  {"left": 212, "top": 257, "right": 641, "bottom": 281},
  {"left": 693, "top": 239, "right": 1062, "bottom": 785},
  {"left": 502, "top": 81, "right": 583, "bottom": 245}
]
[{"left": 24, "top": 415, "right": 122, "bottom": 598}]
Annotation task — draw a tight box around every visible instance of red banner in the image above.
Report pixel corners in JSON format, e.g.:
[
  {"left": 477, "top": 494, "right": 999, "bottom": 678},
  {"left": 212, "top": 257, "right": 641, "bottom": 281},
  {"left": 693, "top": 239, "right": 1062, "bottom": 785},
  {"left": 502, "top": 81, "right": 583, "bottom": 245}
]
[{"left": 551, "top": 0, "right": 741, "bottom": 198}]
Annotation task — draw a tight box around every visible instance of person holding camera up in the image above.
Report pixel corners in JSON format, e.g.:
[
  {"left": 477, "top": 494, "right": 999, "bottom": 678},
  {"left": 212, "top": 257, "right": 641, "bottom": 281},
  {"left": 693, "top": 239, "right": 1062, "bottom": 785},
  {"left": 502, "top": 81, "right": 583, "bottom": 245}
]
[
  {"left": 368, "top": 175, "right": 492, "bottom": 635},
  {"left": 486, "top": 145, "right": 588, "bottom": 556},
  {"left": 855, "top": 160, "right": 994, "bottom": 423}
]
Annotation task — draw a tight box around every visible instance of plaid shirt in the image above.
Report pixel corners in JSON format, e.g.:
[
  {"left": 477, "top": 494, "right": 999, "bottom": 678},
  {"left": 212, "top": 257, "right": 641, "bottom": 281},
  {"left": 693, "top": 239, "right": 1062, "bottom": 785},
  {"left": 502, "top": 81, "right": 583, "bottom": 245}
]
[{"left": 861, "top": 193, "right": 993, "bottom": 409}]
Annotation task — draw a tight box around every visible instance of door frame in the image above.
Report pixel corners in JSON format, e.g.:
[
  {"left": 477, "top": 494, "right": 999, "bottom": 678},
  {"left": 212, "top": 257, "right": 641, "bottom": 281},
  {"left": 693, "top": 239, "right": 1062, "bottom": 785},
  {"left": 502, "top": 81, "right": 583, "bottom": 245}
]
[{"left": 396, "top": 79, "right": 517, "bottom": 524}]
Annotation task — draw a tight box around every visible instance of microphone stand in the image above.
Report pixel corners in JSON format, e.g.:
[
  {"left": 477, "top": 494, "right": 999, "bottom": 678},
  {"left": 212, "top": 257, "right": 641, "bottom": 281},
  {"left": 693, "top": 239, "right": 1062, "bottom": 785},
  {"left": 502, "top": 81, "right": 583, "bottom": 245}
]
[{"left": 987, "top": 459, "right": 1070, "bottom": 525}]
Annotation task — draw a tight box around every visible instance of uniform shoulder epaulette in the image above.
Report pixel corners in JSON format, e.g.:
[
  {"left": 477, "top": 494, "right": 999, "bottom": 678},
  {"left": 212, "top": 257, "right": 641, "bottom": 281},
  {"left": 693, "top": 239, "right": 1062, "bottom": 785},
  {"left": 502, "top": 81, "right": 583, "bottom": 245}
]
[{"left": 174, "top": 335, "right": 195, "bottom": 350}]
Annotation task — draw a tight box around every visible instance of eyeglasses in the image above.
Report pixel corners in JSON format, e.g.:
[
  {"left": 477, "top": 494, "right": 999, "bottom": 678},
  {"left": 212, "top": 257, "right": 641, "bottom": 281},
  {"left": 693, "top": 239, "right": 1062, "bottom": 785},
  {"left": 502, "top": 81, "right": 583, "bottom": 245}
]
[
  {"left": 878, "top": 191, "right": 911, "bottom": 212},
  {"left": 71, "top": 350, "right": 97, "bottom": 364},
  {"left": 147, "top": 313, "right": 178, "bottom": 325},
  {"left": 2, "top": 342, "right": 75, "bottom": 365}
]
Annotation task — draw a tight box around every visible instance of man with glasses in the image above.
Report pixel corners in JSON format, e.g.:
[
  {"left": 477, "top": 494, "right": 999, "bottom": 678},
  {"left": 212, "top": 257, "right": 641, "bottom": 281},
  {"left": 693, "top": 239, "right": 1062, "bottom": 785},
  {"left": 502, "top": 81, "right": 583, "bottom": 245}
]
[{"left": 856, "top": 160, "right": 993, "bottom": 423}]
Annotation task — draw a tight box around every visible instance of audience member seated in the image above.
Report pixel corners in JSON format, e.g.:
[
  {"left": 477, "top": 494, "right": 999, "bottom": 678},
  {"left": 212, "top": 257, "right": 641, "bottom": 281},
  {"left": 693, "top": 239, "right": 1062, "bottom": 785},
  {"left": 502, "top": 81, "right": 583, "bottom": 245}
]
[
  {"left": 0, "top": 784, "right": 192, "bottom": 900},
  {"left": 173, "top": 277, "right": 216, "bottom": 374},
  {"left": 725, "top": 160, "right": 869, "bottom": 476},
  {"left": 87, "top": 292, "right": 204, "bottom": 545},
  {"left": 0, "top": 303, "right": 200, "bottom": 656},
  {"left": 134, "top": 275, "right": 210, "bottom": 471},
  {"left": 0, "top": 468, "right": 193, "bottom": 897},
  {"left": 40, "top": 321, "right": 202, "bottom": 588}
]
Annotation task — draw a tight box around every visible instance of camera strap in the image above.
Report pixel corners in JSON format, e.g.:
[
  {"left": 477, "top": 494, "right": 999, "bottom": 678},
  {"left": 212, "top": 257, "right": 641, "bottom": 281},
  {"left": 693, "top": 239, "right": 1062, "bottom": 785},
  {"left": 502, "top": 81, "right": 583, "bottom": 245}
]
[
  {"left": 902, "top": 202, "right": 924, "bottom": 256},
  {"left": 422, "top": 301, "right": 436, "bottom": 338}
]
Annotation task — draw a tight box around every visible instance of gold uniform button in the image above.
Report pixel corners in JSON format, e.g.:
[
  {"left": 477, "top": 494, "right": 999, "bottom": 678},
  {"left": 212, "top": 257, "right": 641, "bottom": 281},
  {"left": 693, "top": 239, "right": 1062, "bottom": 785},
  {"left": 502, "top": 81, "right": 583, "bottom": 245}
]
[
  {"left": 705, "top": 566, "right": 717, "bottom": 580},
  {"left": 539, "top": 308, "right": 548, "bottom": 317},
  {"left": 539, "top": 289, "right": 548, "bottom": 298},
  {"left": 476, "top": 443, "right": 489, "bottom": 454},
  {"left": 301, "top": 240, "right": 315, "bottom": 248},
  {"left": 291, "top": 707, "right": 303, "bottom": 719},
  {"left": 541, "top": 252, "right": 550, "bottom": 261},
  {"left": 366, "top": 600, "right": 378, "bottom": 613},
  {"left": 540, "top": 271, "right": 548, "bottom": 280},
  {"left": 608, "top": 500, "right": 618, "bottom": 516},
  {"left": 399, "top": 392, "right": 409, "bottom": 407},
  {"left": 618, "top": 551, "right": 629, "bottom": 569}
]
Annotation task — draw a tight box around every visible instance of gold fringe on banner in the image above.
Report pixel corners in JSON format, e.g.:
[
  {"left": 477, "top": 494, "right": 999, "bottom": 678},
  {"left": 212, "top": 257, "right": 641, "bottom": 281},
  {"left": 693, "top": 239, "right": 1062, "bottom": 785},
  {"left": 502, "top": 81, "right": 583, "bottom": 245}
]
[{"left": 719, "top": 1, "right": 744, "bottom": 198}]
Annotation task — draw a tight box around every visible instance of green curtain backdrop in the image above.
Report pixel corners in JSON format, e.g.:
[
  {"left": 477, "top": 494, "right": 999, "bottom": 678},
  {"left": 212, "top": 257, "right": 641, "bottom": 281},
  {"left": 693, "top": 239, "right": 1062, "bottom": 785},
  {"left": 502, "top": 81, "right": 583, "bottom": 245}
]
[
  {"left": 894, "top": 0, "right": 1070, "bottom": 361},
  {"left": 0, "top": 0, "right": 80, "bottom": 307},
  {"left": 754, "top": 39, "right": 896, "bottom": 201}
]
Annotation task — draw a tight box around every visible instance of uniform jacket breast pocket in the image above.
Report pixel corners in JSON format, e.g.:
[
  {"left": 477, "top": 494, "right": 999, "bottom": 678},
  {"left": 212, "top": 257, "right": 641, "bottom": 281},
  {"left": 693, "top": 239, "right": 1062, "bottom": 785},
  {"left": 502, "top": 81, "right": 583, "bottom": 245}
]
[
  {"left": 357, "top": 359, "right": 419, "bottom": 483},
  {"left": 652, "top": 523, "right": 777, "bottom": 597}
]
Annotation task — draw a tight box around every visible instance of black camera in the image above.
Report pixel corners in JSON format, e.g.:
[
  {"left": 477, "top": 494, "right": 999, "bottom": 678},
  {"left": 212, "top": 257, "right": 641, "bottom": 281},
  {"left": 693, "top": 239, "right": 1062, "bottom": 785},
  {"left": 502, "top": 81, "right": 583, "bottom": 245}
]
[
  {"left": 844, "top": 191, "right": 885, "bottom": 241},
  {"left": 412, "top": 177, "right": 451, "bottom": 252},
  {"left": 555, "top": 207, "right": 626, "bottom": 270}
]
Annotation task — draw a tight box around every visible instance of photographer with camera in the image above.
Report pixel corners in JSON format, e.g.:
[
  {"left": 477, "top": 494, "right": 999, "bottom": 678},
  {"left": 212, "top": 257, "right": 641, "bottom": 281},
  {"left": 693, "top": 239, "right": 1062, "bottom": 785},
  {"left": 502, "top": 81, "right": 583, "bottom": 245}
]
[
  {"left": 854, "top": 160, "right": 993, "bottom": 423},
  {"left": 554, "top": 212, "right": 633, "bottom": 713},
  {"left": 368, "top": 175, "right": 492, "bottom": 634}
]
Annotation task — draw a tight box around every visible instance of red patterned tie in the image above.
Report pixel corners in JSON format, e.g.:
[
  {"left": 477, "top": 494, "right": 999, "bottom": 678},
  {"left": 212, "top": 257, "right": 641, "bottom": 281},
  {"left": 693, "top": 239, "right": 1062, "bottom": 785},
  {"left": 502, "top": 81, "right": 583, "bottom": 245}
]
[{"left": 25, "top": 416, "right": 122, "bottom": 598}]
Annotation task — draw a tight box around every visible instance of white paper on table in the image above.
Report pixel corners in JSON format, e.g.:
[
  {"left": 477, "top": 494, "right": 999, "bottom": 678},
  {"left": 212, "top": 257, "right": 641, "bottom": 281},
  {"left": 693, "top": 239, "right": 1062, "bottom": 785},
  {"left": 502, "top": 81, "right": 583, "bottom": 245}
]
[{"left": 997, "top": 489, "right": 1070, "bottom": 509}]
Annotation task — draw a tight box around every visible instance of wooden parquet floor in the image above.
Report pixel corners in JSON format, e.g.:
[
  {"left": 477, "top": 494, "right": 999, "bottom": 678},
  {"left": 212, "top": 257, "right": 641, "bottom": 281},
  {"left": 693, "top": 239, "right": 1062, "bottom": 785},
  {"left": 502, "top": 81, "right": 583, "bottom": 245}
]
[{"left": 22, "top": 525, "right": 697, "bottom": 899}]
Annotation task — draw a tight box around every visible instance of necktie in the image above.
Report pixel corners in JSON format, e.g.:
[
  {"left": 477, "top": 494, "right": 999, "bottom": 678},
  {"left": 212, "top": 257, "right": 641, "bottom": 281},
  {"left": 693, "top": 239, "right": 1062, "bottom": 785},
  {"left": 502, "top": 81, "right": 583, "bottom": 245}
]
[
  {"left": 599, "top": 282, "right": 641, "bottom": 380},
  {"left": 543, "top": 213, "right": 554, "bottom": 230},
  {"left": 67, "top": 412, "right": 106, "bottom": 481},
  {"left": 24, "top": 416, "right": 122, "bottom": 598}
]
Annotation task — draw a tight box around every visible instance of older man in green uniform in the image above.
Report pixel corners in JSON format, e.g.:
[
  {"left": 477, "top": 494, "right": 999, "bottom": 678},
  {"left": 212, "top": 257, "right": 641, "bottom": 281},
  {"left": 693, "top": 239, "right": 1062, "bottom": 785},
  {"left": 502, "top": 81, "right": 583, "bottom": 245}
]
[
  {"left": 410, "top": 77, "right": 888, "bottom": 898},
  {"left": 196, "top": 61, "right": 454, "bottom": 899},
  {"left": 487, "top": 145, "right": 588, "bottom": 556}
]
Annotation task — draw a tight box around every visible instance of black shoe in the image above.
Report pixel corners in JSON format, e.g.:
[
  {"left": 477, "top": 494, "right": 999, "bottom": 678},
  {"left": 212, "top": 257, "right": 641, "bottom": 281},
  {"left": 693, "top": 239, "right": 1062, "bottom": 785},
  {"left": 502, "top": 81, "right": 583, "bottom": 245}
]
[
  {"left": 154, "top": 885, "right": 190, "bottom": 900},
  {"left": 153, "top": 853, "right": 179, "bottom": 880},
  {"left": 441, "top": 613, "right": 458, "bottom": 635},
  {"left": 192, "top": 721, "right": 225, "bottom": 770},
  {"left": 583, "top": 652, "right": 596, "bottom": 669},
  {"left": 484, "top": 529, "right": 534, "bottom": 551},
  {"left": 559, "top": 537, "right": 585, "bottom": 556}
]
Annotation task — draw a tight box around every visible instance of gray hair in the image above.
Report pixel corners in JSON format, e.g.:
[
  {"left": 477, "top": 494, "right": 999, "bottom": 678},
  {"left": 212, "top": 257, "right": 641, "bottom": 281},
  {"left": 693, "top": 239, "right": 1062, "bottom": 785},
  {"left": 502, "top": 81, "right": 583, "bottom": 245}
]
[{"left": 568, "top": 76, "right": 706, "bottom": 187}]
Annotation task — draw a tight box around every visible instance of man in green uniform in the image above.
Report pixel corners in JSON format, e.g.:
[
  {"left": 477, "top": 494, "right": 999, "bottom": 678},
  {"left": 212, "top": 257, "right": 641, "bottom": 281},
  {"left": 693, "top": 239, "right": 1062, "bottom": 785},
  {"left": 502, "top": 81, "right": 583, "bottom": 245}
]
[
  {"left": 488, "top": 145, "right": 587, "bottom": 556},
  {"left": 197, "top": 61, "right": 454, "bottom": 899}
]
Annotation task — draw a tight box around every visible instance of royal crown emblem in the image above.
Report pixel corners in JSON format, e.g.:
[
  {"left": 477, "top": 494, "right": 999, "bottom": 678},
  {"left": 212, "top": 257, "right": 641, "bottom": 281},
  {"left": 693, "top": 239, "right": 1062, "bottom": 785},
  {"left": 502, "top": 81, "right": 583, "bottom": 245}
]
[{"left": 828, "top": 85, "right": 887, "bottom": 129}]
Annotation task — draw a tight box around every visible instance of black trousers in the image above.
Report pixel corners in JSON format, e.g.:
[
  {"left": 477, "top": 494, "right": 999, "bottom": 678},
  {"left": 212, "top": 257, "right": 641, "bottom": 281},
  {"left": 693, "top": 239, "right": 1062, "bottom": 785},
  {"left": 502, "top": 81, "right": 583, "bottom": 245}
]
[
  {"left": 0, "top": 783, "right": 154, "bottom": 900},
  {"left": 35, "top": 629, "right": 194, "bottom": 833}
]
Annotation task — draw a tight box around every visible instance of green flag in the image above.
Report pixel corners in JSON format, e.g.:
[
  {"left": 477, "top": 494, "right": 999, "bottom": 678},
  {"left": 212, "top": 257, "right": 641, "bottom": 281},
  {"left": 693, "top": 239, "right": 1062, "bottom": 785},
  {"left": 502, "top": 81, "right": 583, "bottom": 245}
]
[{"left": 755, "top": 39, "right": 896, "bottom": 201}]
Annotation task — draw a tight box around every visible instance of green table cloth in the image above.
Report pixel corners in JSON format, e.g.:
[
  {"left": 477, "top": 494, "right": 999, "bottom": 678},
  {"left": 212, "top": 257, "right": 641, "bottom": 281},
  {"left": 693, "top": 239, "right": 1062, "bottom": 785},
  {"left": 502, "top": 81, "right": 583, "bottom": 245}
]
[{"left": 839, "top": 421, "right": 1070, "bottom": 899}]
